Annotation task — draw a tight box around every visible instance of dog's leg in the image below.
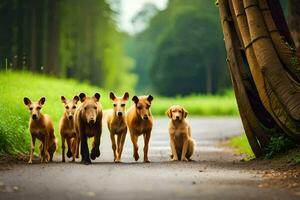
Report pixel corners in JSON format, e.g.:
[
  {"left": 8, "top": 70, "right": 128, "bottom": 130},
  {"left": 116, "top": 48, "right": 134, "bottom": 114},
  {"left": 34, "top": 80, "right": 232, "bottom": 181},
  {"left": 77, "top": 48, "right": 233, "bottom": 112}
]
[
  {"left": 181, "top": 136, "right": 189, "bottom": 161},
  {"left": 91, "top": 128, "right": 101, "bottom": 160},
  {"left": 66, "top": 137, "right": 72, "bottom": 159},
  {"left": 71, "top": 138, "right": 76, "bottom": 162},
  {"left": 28, "top": 135, "right": 36, "bottom": 164},
  {"left": 117, "top": 132, "right": 127, "bottom": 162},
  {"left": 115, "top": 133, "right": 122, "bottom": 162},
  {"left": 75, "top": 137, "right": 80, "bottom": 159},
  {"left": 43, "top": 132, "right": 50, "bottom": 163},
  {"left": 186, "top": 139, "right": 195, "bottom": 161},
  {"left": 61, "top": 135, "right": 66, "bottom": 162},
  {"left": 80, "top": 132, "right": 90, "bottom": 164},
  {"left": 110, "top": 132, "right": 117, "bottom": 162},
  {"left": 170, "top": 135, "right": 178, "bottom": 161},
  {"left": 130, "top": 132, "right": 139, "bottom": 161},
  {"left": 143, "top": 132, "right": 151, "bottom": 163}
]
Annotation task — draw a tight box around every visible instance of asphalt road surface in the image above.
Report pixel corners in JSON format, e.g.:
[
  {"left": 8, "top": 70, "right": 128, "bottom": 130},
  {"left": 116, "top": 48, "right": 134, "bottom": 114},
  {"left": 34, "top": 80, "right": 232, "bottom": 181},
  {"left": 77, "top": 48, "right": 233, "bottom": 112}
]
[{"left": 0, "top": 117, "right": 299, "bottom": 200}]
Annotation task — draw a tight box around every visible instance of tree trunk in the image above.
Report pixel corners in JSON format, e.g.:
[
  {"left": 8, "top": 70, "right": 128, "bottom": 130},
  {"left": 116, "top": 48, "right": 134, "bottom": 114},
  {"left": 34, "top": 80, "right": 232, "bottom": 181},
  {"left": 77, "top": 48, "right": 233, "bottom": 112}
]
[
  {"left": 288, "top": 0, "right": 300, "bottom": 54},
  {"left": 30, "top": 0, "right": 37, "bottom": 71},
  {"left": 46, "top": 0, "right": 59, "bottom": 75}
]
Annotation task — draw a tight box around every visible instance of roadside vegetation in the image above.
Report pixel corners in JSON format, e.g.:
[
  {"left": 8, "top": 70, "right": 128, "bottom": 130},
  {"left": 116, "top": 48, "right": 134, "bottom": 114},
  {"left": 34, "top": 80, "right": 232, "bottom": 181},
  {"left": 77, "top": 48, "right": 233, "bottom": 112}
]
[
  {"left": 0, "top": 71, "right": 238, "bottom": 155},
  {"left": 228, "top": 133, "right": 300, "bottom": 163}
]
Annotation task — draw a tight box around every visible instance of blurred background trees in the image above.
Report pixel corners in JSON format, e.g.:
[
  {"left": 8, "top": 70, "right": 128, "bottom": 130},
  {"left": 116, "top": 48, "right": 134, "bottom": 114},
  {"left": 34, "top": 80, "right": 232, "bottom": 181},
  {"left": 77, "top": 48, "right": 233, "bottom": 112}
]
[{"left": 0, "top": 0, "right": 291, "bottom": 96}]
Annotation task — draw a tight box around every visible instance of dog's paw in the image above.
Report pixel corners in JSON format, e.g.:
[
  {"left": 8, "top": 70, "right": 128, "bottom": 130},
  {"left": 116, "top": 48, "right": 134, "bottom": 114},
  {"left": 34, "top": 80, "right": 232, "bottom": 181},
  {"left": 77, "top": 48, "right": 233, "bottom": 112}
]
[
  {"left": 114, "top": 159, "right": 121, "bottom": 163},
  {"left": 28, "top": 160, "right": 32, "bottom": 164},
  {"left": 91, "top": 148, "right": 100, "bottom": 160},
  {"left": 66, "top": 149, "right": 72, "bottom": 158},
  {"left": 144, "top": 159, "right": 151, "bottom": 163},
  {"left": 62, "top": 158, "right": 66, "bottom": 163},
  {"left": 181, "top": 157, "right": 188, "bottom": 162},
  {"left": 133, "top": 153, "right": 139, "bottom": 161},
  {"left": 171, "top": 158, "right": 179, "bottom": 161},
  {"left": 81, "top": 158, "right": 91, "bottom": 165}
]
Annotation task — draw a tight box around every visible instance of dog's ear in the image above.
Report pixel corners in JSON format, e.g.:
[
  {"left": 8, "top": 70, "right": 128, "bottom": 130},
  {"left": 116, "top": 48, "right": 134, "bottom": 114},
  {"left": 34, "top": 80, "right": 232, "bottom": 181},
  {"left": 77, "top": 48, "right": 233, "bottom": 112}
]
[
  {"left": 132, "top": 96, "right": 139, "bottom": 104},
  {"left": 24, "top": 97, "right": 32, "bottom": 106},
  {"left": 166, "top": 107, "right": 172, "bottom": 118},
  {"left": 73, "top": 96, "right": 79, "bottom": 104},
  {"left": 123, "top": 92, "right": 129, "bottom": 101},
  {"left": 79, "top": 93, "right": 86, "bottom": 102},
  {"left": 109, "top": 92, "right": 116, "bottom": 101},
  {"left": 39, "top": 97, "right": 46, "bottom": 105},
  {"left": 182, "top": 107, "right": 188, "bottom": 118},
  {"left": 147, "top": 95, "right": 154, "bottom": 103},
  {"left": 94, "top": 93, "right": 101, "bottom": 102},
  {"left": 61, "top": 96, "right": 67, "bottom": 104}
]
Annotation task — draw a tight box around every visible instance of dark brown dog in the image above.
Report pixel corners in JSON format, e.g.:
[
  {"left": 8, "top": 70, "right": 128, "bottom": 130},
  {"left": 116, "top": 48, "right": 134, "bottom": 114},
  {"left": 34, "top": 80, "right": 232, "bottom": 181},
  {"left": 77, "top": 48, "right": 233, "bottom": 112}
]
[
  {"left": 126, "top": 95, "right": 153, "bottom": 162},
  {"left": 24, "top": 97, "right": 57, "bottom": 163},
  {"left": 74, "top": 93, "right": 102, "bottom": 164}
]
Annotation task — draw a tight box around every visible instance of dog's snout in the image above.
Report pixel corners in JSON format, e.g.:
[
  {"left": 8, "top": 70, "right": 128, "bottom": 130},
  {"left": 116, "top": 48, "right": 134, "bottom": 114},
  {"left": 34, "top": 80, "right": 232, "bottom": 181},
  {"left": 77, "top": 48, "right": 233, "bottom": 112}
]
[
  {"left": 143, "top": 115, "right": 149, "bottom": 120},
  {"left": 89, "top": 119, "right": 95, "bottom": 124},
  {"left": 68, "top": 115, "right": 73, "bottom": 120},
  {"left": 32, "top": 114, "right": 37, "bottom": 120},
  {"left": 176, "top": 116, "right": 180, "bottom": 120},
  {"left": 117, "top": 112, "right": 123, "bottom": 117}
]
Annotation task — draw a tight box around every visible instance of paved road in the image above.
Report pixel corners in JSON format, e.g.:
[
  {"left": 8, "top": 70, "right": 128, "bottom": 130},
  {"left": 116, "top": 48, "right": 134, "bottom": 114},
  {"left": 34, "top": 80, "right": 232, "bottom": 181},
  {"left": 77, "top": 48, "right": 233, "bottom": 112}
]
[{"left": 0, "top": 117, "right": 298, "bottom": 200}]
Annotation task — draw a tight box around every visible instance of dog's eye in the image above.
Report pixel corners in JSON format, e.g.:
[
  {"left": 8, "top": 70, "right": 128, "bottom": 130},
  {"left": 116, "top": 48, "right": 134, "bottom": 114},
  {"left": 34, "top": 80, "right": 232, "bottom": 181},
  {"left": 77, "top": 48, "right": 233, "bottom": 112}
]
[
  {"left": 29, "top": 107, "right": 33, "bottom": 111},
  {"left": 146, "top": 105, "right": 150, "bottom": 109},
  {"left": 94, "top": 106, "right": 97, "bottom": 110},
  {"left": 72, "top": 106, "right": 76, "bottom": 109},
  {"left": 84, "top": 107, "right": 87, "bottom": 111},
  {"left": 36, "top": 107, "right": 41, "bottom": 110},
  {"left": 65, "top": 106, "right": 69, "bottom": 109},
  {"left": 178, "top": 110, "right": 182, "bottom": 113},
  {"left": 121, "top": 104, "right": 125, "bottom": 107},
  {"left": 137, "top": 106, "right": 142, "bottom": 110},
  {"left": 113, "top": 104, "right": 117, "bottom": 107}
]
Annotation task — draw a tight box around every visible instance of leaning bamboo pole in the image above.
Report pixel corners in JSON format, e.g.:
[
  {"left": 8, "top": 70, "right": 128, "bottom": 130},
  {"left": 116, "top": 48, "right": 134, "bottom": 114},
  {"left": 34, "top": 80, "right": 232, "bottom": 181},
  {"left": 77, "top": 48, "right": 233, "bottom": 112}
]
[
  {"left": 229, "top": 0, "right": 299, "bottom": 139},
  {"left": 260, "top": 0, "right": 300, "bottom": 82},
  {"left": 243, "top": 0, "right": 300, "bottom": 139},
  {"left": 218, "top": 0, "right": 268, "bottom": 156}
]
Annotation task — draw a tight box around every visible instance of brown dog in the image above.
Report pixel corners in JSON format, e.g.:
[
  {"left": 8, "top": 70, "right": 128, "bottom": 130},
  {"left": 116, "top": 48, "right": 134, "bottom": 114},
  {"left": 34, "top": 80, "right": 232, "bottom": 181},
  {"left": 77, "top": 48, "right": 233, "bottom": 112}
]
[
  {"left": 74, "top": 93, "right": 102, "bottom": 164},
  {"left": 23, "top": 97, "right": 57, "bottom": 163},
  {"left": 166, "top": 105, "right": 194, "bottom": 161},
  {"left": 59, "top": 95, "right": 79, "bottom": 162},
  {"left": 107, "top": 92, "right": 129, "bottom": 163},
  {"left": 126, "top": 95, "right": 153, "bottom": 162}
]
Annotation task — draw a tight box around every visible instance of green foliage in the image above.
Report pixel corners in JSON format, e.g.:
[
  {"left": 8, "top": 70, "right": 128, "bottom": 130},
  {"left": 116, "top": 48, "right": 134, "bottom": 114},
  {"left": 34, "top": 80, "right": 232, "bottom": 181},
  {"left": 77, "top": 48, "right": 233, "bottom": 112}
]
[
  {"left": 265, "top": 135, "right": 296, "bottom": 159},
  {"left": 0, "top": 0, "right": 136, "bottom": 92},
  {"left": 126, "top": 0, "right": 230, "bottom": 95},
  {"left": 152, "top": 92, "right": 238, "bottom": 116},
  {"left": 228, "top": 134, "right": 255, "bottom": 159}
]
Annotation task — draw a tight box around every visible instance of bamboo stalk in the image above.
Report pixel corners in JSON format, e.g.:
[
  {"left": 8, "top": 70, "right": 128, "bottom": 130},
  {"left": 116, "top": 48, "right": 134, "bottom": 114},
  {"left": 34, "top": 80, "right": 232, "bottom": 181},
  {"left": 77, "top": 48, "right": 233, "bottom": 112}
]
[
  {"left": 243, "top": 0, "right": 300, "bottom": 140},
  {"left": 218, "top": 0, "right": 265, "bottom": 156},
  {"left": 230, "top": 0, "right": 297, "bottom": 139}
]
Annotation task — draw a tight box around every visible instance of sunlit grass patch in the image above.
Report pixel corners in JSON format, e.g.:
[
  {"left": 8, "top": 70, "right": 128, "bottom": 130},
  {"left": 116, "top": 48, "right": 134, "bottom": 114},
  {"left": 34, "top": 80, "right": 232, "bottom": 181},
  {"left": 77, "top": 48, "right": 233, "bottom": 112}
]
[{"left": 228, "top": 133, "right": 255, "bottom": 160}]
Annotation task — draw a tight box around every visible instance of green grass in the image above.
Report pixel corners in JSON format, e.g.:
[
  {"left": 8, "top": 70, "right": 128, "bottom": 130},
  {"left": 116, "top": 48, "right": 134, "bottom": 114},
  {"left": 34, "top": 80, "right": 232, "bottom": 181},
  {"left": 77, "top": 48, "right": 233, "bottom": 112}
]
[
  {"left": 228, "top": 133, "right": 255, "bottom": 159},
  {"left": 0, "top": 70, "right": 238, "bottom": 155}
]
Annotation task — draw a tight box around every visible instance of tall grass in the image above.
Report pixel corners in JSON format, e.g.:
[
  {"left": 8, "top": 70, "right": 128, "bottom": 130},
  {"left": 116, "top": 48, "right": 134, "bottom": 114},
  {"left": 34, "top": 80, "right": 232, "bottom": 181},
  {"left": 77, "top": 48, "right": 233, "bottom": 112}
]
[{"left": 0, "top": 70, "right": 238, "bottom": 155}]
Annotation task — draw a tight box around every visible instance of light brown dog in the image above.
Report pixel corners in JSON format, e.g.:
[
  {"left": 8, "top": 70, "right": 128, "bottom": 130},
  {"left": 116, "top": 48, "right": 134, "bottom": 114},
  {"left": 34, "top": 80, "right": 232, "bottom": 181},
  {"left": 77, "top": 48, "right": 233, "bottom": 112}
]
[
  {"left": 126, "top": 95, "right": 153, "bottom": 162},
  {"left": 166, "top": 105, "right": 195, "bottom": 161},
  {"left": 74, "top": 93, "right": 102, "bottom": 165},
  {"left": 59, "top": 95, "right": 79, "bottom": 162},
  {"left": 107, "top": 92, "right": 129, "bottom": 163},
  {"left": 24, "top": 97, "right": 57, "bottom": 163}
]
